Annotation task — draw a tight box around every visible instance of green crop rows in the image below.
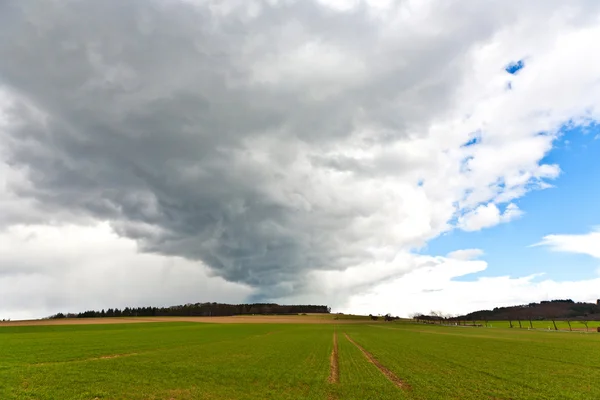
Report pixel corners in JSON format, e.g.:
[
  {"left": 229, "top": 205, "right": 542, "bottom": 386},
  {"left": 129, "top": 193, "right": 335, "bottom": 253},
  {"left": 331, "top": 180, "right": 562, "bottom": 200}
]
[
  {"left": 2, "top": 320, "right": 600, "bottom": 399},
  {"left": 479, "top": 320, "right": 600, "bottom": 330}
]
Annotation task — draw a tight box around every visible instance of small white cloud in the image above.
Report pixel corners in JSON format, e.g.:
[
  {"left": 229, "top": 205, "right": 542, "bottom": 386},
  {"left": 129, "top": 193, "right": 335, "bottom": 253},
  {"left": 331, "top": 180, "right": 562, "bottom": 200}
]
[
  {"left": 459, "top": 202, "right": 523, "bottom": 232},
  {"left": 447, "top": 248, "right": 484, "bottom": 260},
  {"left": 502, "top": 202, "right": 524, "bottom": 221},
  {"left": 534, "top": 229, "right": 600, "bottom": 259},
  {"left": 459, "top": 203, "right": 501, "bottom": 231}
]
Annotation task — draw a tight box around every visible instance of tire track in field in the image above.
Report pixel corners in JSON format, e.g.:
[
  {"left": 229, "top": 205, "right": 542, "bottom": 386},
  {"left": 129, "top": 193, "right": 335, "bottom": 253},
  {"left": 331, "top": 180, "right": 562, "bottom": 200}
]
[
  {"left": 31, "top": 352, "right": 139, "bottom": 366},
  {"left": 344, "top": 333, "right": 408, "bottom": 390},
  {"left": 328, "top": 331, "right": 339, "bottom": 384}
]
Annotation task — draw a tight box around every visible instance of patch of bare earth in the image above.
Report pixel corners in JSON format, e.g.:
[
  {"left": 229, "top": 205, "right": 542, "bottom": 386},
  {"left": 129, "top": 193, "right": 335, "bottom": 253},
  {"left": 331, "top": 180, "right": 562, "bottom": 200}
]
[
  {"left": 1, "top": 315, "right": 374, "bottom": 326},
  {"left": 329, "top": 331, "right": 339, "bottom": 384},
  {"left": 95, "top": 353, "right": 137, "bottom": 360},
  {"left": 344, "top": 333, "right": 408, "bottom": 390},
  {"left": 0, "top": 317, "right": 151, "bottom": 326},
  {"left": 166, "top": 388, "right": 194, "bottom": 400}
]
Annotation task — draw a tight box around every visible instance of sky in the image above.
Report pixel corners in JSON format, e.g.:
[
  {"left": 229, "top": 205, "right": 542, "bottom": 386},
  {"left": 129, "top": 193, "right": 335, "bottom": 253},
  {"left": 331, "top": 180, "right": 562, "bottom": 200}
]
[{"left": 1, "top": 0, "right": 600, "bottom": 320}]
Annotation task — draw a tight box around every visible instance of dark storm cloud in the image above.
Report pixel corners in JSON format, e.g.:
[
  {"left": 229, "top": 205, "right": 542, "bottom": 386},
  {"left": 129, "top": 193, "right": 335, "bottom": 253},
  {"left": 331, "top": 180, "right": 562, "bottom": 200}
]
[{"left": 0, "top": 0, "right": 545, "bottom": 297}]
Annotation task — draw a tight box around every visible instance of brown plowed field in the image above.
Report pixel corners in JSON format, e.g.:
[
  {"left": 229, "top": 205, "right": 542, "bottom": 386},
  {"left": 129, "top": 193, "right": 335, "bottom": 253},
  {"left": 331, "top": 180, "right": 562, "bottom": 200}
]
[{"left": 0, "top": 315, "right": 374, "bottom": 326}]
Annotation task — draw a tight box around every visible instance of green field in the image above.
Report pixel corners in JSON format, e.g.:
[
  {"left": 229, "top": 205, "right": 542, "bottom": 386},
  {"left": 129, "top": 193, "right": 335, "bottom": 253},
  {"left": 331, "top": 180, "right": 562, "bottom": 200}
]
[
  {"left": 2, "top": 320, "right": 600, "bottom": 399},
  {"left": 482, "top": 320, "right": 600, "bottom": 330}
]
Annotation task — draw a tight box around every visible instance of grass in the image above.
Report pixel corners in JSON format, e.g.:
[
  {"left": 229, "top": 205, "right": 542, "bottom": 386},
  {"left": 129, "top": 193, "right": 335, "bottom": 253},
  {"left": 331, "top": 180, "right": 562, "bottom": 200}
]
[
  {"left": 347, "top": 323, "right": 600, "bottom": 399},
  {"left": 2, "top": 319, "right": 600, "bottom": 399},
  {"left": 1, "top": 322, "right": 333, "bottom": 400}
]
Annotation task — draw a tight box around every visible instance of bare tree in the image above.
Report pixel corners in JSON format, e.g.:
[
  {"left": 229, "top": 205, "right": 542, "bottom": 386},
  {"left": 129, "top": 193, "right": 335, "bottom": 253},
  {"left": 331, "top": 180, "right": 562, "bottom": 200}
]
[
  {"left": 445, "top": 313, "right": 457, "bottom": 326},
  {"left": 430, "top": 310, "right": 444, "bottom": 324},
  {"left": 580, "top": 320, "right": 589, "bottom": 332},
  {"left": 551, "top": 318, "right": 558, "bottom": 331},
  {"left": 508, "top": 319, "right": 513, "bottom": 328},
  {"left": 528, "top": 314, "right": 533, "bottom": 329},
  {"left": 517, "top": 319, "right": 522, "bottom": 329},
  {"left": 410, "top": 312, "right": 423, "bottom": 323},
  {"left": 566, "top": 318, "right": 572, "bottom": 332},
  {"left": 442, "top": 312, "right": 452, "bottom": 325}
]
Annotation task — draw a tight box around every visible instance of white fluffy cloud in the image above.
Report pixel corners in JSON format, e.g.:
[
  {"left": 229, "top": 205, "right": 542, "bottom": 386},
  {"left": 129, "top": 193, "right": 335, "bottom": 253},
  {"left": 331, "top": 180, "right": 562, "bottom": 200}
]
[
  {"left": 1, "top": 1, "right": 600, "bottom": 317},
  {"left": 340, "top": 257, "right": 600, "bottom": 317}
]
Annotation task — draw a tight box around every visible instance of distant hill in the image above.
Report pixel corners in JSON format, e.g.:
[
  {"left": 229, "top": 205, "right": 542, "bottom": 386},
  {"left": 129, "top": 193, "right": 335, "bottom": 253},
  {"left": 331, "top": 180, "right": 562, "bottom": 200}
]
[{"left": 458, "top": 299, "right": 600, "bottom": 321}]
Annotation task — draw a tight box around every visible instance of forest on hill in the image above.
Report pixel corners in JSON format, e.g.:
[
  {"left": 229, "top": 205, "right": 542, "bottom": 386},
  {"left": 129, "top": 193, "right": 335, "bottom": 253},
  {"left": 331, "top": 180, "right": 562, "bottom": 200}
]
[
  {"left": 413, "top": 299, "right": 600, "bottom": 324},
  {"left": 48, "top": 302, "right": 331, "bottom": 319},
  {"left": 460, "top": 299, "right": 600, "bottom": 321}
]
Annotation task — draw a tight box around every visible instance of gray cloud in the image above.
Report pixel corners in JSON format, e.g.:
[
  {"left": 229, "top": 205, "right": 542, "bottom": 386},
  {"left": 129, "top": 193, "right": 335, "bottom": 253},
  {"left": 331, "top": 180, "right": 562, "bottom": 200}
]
[{"left": 1, "top": 0, "right": 598, "bottom": 301}]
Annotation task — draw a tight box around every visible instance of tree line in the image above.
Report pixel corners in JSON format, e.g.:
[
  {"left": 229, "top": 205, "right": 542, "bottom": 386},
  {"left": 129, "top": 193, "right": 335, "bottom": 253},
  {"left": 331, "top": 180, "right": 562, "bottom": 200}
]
[{"left": 48, "top": 302, "right": 331, "bottom": 319}]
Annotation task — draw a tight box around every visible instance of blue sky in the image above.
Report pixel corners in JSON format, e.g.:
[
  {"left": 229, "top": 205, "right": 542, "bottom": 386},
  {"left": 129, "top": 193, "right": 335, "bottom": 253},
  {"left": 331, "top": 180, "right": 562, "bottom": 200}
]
[{"left": 425, "top": 124, "right": 600, "bottom": 282}]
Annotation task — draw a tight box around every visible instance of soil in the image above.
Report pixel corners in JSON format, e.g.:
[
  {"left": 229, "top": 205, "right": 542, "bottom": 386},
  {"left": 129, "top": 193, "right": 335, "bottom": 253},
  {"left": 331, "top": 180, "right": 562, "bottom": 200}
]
[
  {"left": 0, "top": 315, "right": 373, "bottom": 326},
  {"left": 329, "top": 331, "right": 339, "bottom": 384}
]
